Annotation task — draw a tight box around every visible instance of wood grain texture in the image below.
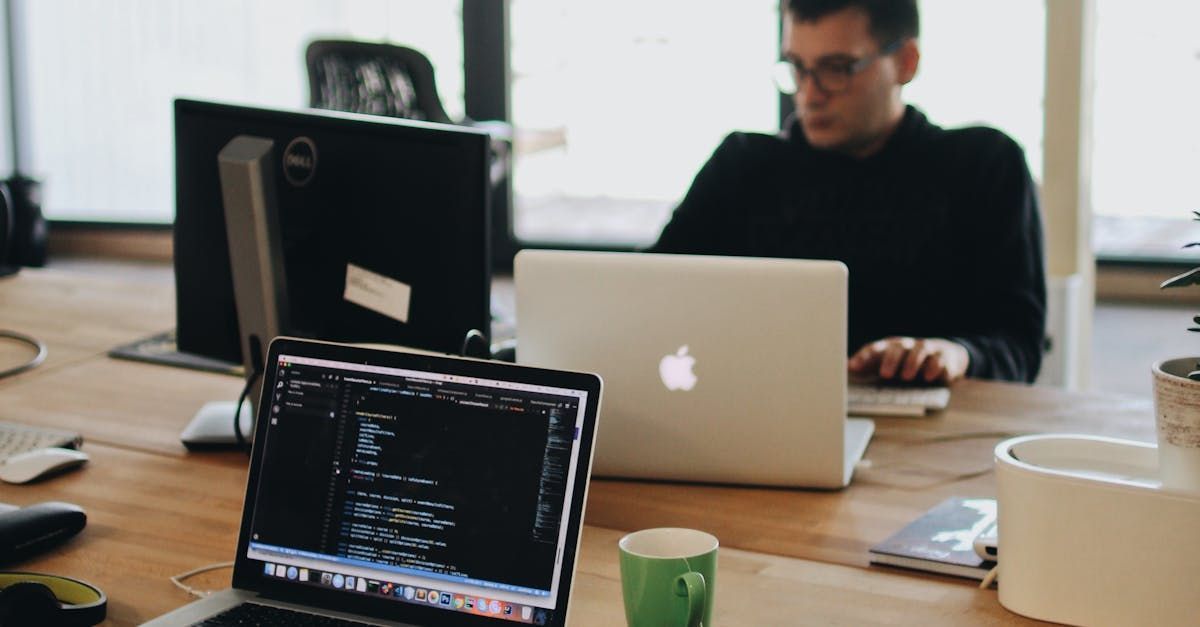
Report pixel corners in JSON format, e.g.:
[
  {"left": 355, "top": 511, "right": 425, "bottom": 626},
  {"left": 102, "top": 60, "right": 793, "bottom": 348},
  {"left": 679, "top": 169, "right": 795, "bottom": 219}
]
[
  {"left": 2, "top": 265, "right": 1140, "bottom": 625},
  {"left": 0, "top": 267, "right": 175, "bottom": 353},
  {"left": 0, "top": 356, "right": 243, "bottom": 455},
  {"left": 0, "top": 266, "right": 178, "bottom": 391},
  {"left": 585, "top": 379, "right": 1155, "bottom": 566},
  {"left": 570, "top": 527, "right": 1044, "bottom": 626},
  {"left": 6, "top": 444, "right": 247, "bottom": 626},
  {"left": 48, "top": 230, "right": 174, "bottom": 263},
  {"left": 8, "top": 445, "right": 1041, "bottom": 626}
]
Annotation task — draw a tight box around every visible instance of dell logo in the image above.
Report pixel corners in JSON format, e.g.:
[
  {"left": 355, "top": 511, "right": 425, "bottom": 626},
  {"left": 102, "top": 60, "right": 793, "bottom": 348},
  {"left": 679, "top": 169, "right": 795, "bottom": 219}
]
[{"left": 282, "top": 136, "right": 317, "bottom": 186}]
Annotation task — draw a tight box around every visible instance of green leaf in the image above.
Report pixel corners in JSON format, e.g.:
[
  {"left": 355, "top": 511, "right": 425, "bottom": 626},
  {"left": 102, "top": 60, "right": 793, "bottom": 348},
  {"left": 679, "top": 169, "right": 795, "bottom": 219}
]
[
  {"left": 1194, "top": 315, "right": 1200, "bottom": 324},
  {"left": 1189, "top": 370, "right": 1200, "bottom": 381},
  {"left": 1161, "top": 267, "right": 1200, "bottom": 289},
  {"left": 1186, "top": 242, "right": 1200, "bottom": 248},
  {"left": 1190, "top": 327, "right": 1200, "bottom": 332}
]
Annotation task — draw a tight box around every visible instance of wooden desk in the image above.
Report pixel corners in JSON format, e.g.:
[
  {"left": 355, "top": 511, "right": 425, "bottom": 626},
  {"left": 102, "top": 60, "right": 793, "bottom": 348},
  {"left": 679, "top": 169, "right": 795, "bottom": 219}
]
[
  {"left": 3, "top": 266, "right": 1154, "bottom": 625},
  {"left": 586, "top": 379, "right": 1155, "bottom": 567},
  {"left": 8, "top": 444, "right": 1023, "bottom": 626}
]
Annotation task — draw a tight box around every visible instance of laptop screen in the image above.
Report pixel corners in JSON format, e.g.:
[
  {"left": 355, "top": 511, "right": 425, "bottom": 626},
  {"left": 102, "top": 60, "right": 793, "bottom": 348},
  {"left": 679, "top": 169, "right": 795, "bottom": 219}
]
[{"left": 235, "top": 341, "right": 600, "bottom": 626}]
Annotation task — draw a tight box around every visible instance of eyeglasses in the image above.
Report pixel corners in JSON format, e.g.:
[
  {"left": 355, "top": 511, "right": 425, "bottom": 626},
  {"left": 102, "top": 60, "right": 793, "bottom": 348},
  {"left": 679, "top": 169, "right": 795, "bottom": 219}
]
[{"left": 772, "top": 39, "right": 904, "bottom": 95}]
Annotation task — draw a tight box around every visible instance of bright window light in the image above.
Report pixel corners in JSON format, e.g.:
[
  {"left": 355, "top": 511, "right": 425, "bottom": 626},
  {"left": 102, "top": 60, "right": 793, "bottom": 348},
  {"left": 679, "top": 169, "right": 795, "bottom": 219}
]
[{"left": 21, "top": 0, "right": 462, "bottom": 223}]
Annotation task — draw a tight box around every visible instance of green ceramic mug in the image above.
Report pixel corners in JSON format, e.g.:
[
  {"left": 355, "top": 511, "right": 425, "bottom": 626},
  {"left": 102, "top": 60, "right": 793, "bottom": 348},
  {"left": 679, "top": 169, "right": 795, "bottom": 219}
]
[{"left": 618, "top": 528, "right": 718, "bottom": 627}]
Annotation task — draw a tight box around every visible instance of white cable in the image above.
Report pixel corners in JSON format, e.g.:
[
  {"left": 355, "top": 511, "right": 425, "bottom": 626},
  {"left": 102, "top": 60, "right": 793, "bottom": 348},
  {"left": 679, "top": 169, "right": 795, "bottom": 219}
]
[
  {"left": 0, "top": 329, "right": 46, "bottom": 379},
  {"left": 979, "top": 564, "right": 1000, "bottom": 589},
  {"left": 169, "top": 561, "right": 235, "bottom": 599}
]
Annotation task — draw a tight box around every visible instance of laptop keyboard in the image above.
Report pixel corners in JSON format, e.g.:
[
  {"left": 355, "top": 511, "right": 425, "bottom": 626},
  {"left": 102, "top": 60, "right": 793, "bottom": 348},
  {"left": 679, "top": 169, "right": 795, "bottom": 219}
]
[
  {"left": 0, "top": 420, "right": 80, "bottom": 462},
  {"left": 847, "top": 384, "right": 951, "bottom": 417},
  {"left": 194, "top": 603, "right": 381, "bottom": 626}
]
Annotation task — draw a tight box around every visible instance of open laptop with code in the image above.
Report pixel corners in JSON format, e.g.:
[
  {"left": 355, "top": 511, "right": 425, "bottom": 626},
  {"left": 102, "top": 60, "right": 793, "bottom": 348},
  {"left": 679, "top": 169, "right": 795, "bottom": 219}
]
[{"left": 146, "top": 337, "right": 602, "bottom": 627}]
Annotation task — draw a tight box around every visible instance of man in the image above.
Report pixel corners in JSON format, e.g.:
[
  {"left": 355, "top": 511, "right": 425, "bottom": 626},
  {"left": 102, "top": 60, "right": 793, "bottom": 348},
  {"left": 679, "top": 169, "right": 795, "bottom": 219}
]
[{"left": 650, "top": 0, "right": 1045, "bottom": 384}]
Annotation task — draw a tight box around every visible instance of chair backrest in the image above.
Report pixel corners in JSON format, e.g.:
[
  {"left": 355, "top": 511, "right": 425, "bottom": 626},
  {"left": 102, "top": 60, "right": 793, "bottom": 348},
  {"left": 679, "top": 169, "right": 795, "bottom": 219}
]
[{"left": 305, "top": 40, "right": 452, "bottom": 124}]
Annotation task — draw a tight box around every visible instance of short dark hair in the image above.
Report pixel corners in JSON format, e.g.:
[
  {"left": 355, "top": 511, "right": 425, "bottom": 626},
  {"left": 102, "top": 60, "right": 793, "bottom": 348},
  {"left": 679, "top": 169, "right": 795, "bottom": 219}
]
[{"left": 785, "top": 0, "right": 919, "bottom": 44}]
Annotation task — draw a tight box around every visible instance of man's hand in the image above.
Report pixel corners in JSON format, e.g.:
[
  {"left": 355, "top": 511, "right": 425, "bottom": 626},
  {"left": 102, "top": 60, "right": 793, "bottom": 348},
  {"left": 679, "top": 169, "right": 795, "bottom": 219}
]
[{"left": 848, "top": 337, "right": 970, "bottom": 384}]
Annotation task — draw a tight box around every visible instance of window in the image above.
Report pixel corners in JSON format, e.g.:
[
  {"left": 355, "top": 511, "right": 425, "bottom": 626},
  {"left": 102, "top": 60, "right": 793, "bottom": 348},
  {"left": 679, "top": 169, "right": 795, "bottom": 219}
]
[
  {"left": 19, "top": 0, "right": 462, "bottom": 223},
  {"left": 1092, "top": 1, "right": 1200, "bottom": 221},
  {"left": 11, "top": 1, "right": 1070, "bottom": 258},
  {"left": 906, "top": 0, "right": 1046, "bottom": 182},
  {"left": 507, "top": 0, "right": 1045, "bottom": 249},
  {"left": 509, "top": 0, "right": 782, "bottom": 246}
]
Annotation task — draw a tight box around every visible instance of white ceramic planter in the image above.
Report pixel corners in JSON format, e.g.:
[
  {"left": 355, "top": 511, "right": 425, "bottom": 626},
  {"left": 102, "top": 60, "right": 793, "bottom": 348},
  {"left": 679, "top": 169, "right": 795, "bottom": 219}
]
[
  {"left": 995, "top": 434, "right": 1200, "bottom": 626},
  {"left": 1152, "top": 357, "right": 1200, "bottom": 495}
]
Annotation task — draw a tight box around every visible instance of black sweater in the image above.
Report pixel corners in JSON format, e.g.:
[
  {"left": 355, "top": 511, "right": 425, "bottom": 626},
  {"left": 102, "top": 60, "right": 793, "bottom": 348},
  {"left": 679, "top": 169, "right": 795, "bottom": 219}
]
[{"left": 650, "top": 106, "right": 1046, "bottom": 382}]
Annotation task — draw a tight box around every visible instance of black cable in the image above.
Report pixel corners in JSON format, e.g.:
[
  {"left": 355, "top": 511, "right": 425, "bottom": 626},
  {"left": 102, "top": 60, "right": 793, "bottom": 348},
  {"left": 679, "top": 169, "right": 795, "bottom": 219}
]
[
  {"left": 460, "top": 328, "right": 490, "bottom": 358},
  {"left": 0, "top": 329, "right": 46, "bottom": 379},
  {"left": 232, "top": 370, "right": 260, "bottom": 452}
]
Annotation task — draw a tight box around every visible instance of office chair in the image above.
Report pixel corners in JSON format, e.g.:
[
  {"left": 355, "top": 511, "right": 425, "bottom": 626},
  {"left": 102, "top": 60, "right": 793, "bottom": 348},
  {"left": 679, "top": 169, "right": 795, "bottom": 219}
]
[{"left": 305, "top": 39, "right": 510, "bottom": 185}]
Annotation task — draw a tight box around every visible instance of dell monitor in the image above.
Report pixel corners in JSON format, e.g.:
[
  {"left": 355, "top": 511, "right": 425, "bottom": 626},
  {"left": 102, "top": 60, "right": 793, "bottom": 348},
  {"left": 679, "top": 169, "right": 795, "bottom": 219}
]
[{"left": 173, "top": 98, "right": 492, "bottom": 366}]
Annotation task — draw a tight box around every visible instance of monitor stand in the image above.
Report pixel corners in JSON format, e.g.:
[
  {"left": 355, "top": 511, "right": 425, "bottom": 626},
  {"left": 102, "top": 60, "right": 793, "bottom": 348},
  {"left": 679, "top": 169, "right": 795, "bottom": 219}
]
[
  {"left": 180, "top": 402, "right": 253, "bottom": 450},
  {"left": 178, "top": 134, "right": 287, "bottom": 450}
]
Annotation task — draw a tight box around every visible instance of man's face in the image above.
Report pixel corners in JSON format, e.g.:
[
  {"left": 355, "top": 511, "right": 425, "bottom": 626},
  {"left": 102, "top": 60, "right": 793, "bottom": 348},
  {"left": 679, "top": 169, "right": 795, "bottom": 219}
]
[{"left": 783, "top": 7, "right": 910, "bottom": 157}]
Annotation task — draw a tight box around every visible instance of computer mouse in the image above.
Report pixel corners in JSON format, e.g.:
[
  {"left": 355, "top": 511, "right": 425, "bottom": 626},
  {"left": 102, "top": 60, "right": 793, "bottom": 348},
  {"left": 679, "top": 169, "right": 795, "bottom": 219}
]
[
  {"left": 0, "top": 501, "right": 87, "bottom": 564},
  {"left": 0, "top": 447, "right": 90, "bottom": 484}
]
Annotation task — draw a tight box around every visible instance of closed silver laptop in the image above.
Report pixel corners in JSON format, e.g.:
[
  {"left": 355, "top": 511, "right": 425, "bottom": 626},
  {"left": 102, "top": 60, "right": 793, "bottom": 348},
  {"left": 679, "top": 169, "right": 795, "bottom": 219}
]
[{"left": 515, "top": 250, "right": 872, "bottom": 489}]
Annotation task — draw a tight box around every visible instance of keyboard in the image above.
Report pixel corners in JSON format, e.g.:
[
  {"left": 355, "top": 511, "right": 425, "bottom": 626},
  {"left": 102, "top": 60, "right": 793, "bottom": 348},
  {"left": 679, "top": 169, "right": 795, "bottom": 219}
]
[
  {"left": 847, "top": 384, "right": 951, "bottom": 417},
  {"left": 0, "top": 420, "right": 81, "bottom": 462},
  {"left": 195, "top": 603, "right": 380, "bottom": 626}
]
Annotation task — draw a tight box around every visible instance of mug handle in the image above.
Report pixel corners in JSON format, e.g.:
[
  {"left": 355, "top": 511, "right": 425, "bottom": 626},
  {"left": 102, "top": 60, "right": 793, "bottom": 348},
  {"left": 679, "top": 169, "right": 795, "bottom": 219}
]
[{"left": 674, "top": 571, "right": 706, "bottom": 627}]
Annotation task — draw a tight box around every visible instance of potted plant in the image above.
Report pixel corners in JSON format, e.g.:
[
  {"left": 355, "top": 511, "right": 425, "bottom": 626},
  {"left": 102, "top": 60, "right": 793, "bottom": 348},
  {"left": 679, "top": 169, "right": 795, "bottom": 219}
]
[{"left": 1154, "top": 209, "right": 1200, "bottom": 493}]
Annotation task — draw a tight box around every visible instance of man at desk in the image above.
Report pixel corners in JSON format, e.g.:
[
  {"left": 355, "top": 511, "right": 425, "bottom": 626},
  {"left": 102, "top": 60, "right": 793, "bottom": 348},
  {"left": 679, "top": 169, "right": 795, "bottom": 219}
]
[{"left": 650, "top": 0, "right": 1045, "bottom": 385}]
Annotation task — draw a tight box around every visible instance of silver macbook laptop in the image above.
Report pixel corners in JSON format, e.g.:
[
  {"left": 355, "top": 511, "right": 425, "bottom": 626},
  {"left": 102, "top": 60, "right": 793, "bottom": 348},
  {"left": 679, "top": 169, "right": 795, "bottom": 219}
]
[
  {"left": 147, "top": 337, "right": 602, "bottom": 626},
  {"left": 515, "top": 250, "right": 872, "bottom": 489}
]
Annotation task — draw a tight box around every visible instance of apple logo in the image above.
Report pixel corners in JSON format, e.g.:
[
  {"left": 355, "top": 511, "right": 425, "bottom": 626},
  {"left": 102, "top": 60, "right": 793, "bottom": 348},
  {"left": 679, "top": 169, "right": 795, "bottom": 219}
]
[{"left": 659, "top": 345, "right": 698, "bottom": 391}]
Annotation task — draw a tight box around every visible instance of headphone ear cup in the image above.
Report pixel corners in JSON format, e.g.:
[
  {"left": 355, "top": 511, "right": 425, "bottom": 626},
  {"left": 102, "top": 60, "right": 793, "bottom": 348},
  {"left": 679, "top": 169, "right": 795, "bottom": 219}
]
[
  {"left": 0, "top": 182, "right": 11, "bottom": 265},
  {"left": 0, "top": 581, "right": 62, "bottom": 625}
]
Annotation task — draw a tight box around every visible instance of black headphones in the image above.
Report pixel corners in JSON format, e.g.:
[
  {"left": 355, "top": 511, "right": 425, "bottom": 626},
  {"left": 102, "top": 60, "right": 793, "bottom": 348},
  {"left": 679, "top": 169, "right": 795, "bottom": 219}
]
[
  {"left": 0, "top": 182, "right": 11, "bottom": 269},
  {"left": 0, "top": 573, "right": 106, "bottom": 626}
]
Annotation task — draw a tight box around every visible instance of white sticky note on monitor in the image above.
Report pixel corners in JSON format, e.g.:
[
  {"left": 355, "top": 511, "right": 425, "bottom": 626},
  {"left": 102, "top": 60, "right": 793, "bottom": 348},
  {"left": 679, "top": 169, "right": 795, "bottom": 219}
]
[{"left": 344, "top": 263, "right": 411, "bottom": 324}]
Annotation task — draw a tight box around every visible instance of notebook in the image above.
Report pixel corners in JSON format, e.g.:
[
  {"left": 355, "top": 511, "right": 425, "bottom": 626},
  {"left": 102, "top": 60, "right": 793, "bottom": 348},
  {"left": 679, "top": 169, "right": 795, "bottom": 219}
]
[
  {"left": 868, "top": 497, "right": 997, "bottom": 580},
  {"left": 515, "top": 250, "right": 873, "bottom": 489},
  {"left": 146, "top": 337, "right": 602, "bottom": 627}
]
